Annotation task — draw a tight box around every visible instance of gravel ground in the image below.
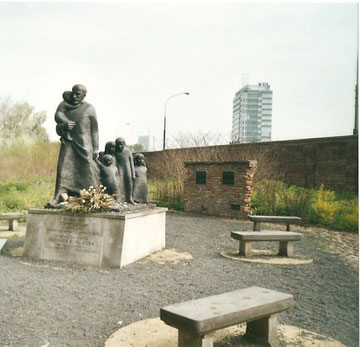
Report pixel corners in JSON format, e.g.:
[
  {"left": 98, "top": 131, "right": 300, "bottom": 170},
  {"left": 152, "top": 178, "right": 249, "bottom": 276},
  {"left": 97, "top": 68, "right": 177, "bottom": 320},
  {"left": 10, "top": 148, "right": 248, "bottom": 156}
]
[{"left": 0, "top": 212, "right": 358, "bottom": 347}]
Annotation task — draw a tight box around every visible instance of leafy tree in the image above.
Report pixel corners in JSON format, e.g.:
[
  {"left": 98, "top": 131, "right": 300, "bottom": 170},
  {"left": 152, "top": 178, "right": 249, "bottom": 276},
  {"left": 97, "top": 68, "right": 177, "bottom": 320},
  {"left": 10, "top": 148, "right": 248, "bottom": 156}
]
[
  {"left": 0, "top": 97, "right": 49, "bottom": 146},
  {"left": 129, "top": 143, "right": 145, "bottom": 152}
]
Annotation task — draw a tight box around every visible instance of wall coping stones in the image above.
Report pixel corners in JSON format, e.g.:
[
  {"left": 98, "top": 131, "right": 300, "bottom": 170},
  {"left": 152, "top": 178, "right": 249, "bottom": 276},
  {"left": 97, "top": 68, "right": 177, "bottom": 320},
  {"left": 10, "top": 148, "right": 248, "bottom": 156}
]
[{"left": 184, "top": 160, "right": 257, "bottom": 166}]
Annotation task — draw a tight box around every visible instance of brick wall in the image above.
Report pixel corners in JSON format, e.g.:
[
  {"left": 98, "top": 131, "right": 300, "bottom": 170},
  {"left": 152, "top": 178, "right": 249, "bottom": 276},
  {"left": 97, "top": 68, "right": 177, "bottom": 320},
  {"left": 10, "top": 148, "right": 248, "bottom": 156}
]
[
  {"left": 144, "top": 135, "right": 358, "bottom": 193},
  {"left": 184, "top": 161, "right": 257, "bottom": 218}
]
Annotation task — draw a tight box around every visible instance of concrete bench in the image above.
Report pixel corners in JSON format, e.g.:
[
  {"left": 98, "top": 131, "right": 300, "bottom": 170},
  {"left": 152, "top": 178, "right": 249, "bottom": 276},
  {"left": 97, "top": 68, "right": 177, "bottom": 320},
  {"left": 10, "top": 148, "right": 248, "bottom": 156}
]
[
  {"left": 231, "top": 231, "right": 302, "bottom": 257},
  {"left": 0, "top": 212, "right": 24, "bottom": 231},
  {"left": 249, "top": 215, "right": 301, "bottom": 231},
  {"left": 160, "top": 286, "right": 294, "bottom": 347}
]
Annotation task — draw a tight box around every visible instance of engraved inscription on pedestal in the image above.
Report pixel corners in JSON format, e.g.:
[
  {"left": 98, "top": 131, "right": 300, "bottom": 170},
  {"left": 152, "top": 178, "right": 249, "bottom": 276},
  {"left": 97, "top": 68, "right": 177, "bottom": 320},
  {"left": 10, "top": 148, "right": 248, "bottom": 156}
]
[
  {"left": 24, "top": 208, "right": 167, "bottom": 268},
  {"left": 41, "top": 216, "right": 103, "bottom": 266}
]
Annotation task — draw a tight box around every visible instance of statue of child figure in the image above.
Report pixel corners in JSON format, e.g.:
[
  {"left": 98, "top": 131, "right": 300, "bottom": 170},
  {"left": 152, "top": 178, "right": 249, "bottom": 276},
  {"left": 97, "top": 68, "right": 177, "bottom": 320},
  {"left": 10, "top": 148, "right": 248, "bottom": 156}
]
[
  {"left": 54, "top": 90, "right": 78, "bottom": 141},
  {"left": 98, "top": 141, "right": 116, "bottom": 164},
  {"left": 95, "top": 154, "right": 121, "bottom": 200},
  {"left": 115, "top": 137, "right": 136, "bottom": 204},
  {"left": 133, "top": 153, "right": 148, "bottom": 204}
]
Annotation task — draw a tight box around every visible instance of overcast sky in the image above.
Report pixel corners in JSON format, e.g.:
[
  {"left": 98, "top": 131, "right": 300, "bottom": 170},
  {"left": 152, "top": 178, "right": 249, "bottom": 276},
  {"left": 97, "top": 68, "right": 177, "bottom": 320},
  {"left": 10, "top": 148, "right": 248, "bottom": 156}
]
[{"left": 0, "top": 1, "right": 358, "bottom": 150}]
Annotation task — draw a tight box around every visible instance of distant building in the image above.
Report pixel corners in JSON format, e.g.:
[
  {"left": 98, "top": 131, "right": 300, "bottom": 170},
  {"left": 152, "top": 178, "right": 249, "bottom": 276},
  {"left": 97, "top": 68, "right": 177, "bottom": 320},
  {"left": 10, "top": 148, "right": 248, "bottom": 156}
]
[
  {"left": 231, "top": 82, "right": 273, "bottom": 143},
  {"left": 138, "top": 135, "right": 155, "bottom": 151}
]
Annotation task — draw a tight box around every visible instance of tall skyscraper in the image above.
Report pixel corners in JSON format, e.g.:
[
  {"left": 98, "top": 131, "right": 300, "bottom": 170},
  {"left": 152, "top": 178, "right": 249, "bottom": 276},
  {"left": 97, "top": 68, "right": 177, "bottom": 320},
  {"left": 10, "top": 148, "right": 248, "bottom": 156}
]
[
  {"left": 231, "top": 82, "right": 273, "bottom": 143},
  {"left": 138, "top": 135, "right": 155, "bottom": 151}
]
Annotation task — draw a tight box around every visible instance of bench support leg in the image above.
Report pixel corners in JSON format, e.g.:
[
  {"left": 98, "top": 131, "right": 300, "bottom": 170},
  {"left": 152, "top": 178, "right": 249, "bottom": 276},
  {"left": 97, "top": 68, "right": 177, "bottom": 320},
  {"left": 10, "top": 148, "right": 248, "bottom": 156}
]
[
  {"left": 253, "top": 221, "right": 261, "bottom": 231},
  {"left": 245, "top": 313, "right": 280, "bottom": 347},
  {"left": 178, "top": 330, "right": 213, "bottom": 347},
  {"left": 9, "top": 219, "right": 18, "bottom": 231},
  {"left": 286, "top": 223, "right": 291, "bottom": 231},
  {"left": 239, "top": 241, "right": 252, "bottom": 257},
  {"left": 278, "top": 241, "right": 293, "bottom": 257}
]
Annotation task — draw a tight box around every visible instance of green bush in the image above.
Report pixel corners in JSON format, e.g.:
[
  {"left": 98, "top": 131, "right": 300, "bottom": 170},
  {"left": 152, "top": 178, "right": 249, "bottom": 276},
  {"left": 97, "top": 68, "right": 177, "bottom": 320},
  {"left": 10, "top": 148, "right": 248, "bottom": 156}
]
[
  {"left": 307, "top": 185, "right": 358, "bottom": 231},
  {"left": 0, "top": 176, "right": 55, "bottom": 219},
  {"left": 251, "top": 181, "right": 358, "bottom": 232},
  {"left": 251, "top": 180, "right": 286, "bottom": 215},
  {"left": 251, "top": 180, "right": 315, "bottom": 220}
]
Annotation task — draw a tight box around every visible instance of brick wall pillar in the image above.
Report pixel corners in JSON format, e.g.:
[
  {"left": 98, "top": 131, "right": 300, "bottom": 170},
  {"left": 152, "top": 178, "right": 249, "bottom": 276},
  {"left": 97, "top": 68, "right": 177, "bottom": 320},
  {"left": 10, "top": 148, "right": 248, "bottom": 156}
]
[{"left": 184, "top": 161, "right": 257, "bottom": 219}]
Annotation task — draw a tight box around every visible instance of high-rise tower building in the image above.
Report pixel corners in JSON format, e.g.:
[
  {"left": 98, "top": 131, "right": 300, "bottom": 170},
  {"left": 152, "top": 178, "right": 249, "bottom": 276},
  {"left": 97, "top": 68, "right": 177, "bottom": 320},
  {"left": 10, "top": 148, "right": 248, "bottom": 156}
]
[
  {"left": 138, "top": 135, "right": 155, "bottom": 151},
  {"left": 231, "top": 82, "right": 272, "bottom": 143}
]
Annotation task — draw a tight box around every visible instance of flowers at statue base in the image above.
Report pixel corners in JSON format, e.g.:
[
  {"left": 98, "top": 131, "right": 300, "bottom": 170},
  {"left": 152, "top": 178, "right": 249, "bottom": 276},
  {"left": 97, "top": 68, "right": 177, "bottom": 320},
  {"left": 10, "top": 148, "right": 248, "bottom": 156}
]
[{"left": 65, "top": 185, "right": 115, "bottom": 213}]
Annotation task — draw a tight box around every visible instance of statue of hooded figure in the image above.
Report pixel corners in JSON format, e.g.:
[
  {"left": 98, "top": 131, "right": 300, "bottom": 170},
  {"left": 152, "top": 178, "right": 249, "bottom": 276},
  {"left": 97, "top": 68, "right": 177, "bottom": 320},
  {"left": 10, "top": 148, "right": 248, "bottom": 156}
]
[{"left": 95, "top": 154, "right": 121, "bottom": 200}]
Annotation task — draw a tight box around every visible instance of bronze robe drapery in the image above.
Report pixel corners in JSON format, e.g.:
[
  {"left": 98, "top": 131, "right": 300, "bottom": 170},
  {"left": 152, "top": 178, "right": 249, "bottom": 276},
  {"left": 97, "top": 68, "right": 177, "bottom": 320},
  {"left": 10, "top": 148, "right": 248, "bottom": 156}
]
[{"left": 54, "top": 101, "right": 99, "bottom": 195}]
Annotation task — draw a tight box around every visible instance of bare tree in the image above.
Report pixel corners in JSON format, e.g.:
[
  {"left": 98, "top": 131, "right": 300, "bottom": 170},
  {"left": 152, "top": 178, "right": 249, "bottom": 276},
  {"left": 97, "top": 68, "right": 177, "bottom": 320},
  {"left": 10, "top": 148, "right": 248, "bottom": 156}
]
[
  {"left": 167, "top": 130, "right": 230, "bottom": 148},
  {"left": 148, "top": 131, "right": 283, "bottom": 184}
]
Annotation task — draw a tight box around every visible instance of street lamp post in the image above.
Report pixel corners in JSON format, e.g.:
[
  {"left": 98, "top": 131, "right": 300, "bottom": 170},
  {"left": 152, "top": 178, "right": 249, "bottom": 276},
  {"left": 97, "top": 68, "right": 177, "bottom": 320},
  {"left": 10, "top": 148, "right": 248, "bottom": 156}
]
[{"left": 163, "top": 92, "right": 190, "bottom": 150}]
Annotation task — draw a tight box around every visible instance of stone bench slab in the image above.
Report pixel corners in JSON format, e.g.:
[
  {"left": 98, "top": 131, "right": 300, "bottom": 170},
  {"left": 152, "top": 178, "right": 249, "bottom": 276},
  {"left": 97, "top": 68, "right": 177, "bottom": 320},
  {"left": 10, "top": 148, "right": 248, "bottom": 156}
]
[
  {"left": 0, "top": 212, "right": 24, "bottom": 220},
  {"left": 248, "top": 215, "right": 301, "bottom": 223},
  {"left": 160, "top": 287, "right": 294, "bottom": 335},
  {"left": 248, "top": 215, "right": 301, "bottom": 231},
  {"left": 0, "top": 212, "right": 24, "bottom": 231},
  {"left": 231, "top": 231, "right": 302, "bottom": 242},
  {"left": 231, "top": 231, "right": 303, "bottom": 257}
]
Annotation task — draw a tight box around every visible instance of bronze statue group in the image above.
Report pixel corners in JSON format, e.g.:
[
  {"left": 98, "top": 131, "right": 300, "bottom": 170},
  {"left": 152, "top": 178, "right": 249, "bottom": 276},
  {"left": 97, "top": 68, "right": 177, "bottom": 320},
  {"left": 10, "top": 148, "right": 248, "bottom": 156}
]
[
  {"left": 46, "top": 84, "right": 147, "bottom": 209},
  {"left": 97, "top": 139, "right": 148, "bottom": 204}
]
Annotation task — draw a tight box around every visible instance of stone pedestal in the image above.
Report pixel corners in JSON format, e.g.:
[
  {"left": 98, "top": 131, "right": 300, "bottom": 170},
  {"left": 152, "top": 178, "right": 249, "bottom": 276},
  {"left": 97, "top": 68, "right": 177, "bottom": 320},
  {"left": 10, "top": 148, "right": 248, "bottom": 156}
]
[{"left": 23, "top": 207, "right": 167, "bottom": 268}]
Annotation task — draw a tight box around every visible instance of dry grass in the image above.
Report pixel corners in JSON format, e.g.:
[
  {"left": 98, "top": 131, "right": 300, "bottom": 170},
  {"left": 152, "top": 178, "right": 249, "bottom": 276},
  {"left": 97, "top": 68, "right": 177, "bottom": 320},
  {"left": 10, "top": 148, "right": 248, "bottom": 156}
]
[{"left": 0, "top": 140, "right": 59, "bottom": 179}]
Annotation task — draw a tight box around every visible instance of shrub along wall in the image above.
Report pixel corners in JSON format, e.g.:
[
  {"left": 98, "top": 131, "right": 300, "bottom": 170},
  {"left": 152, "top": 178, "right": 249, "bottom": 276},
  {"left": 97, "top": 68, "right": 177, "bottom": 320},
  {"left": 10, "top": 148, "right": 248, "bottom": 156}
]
[{"left": 144, "top": 135, "right": 358, "bottom": 193}]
